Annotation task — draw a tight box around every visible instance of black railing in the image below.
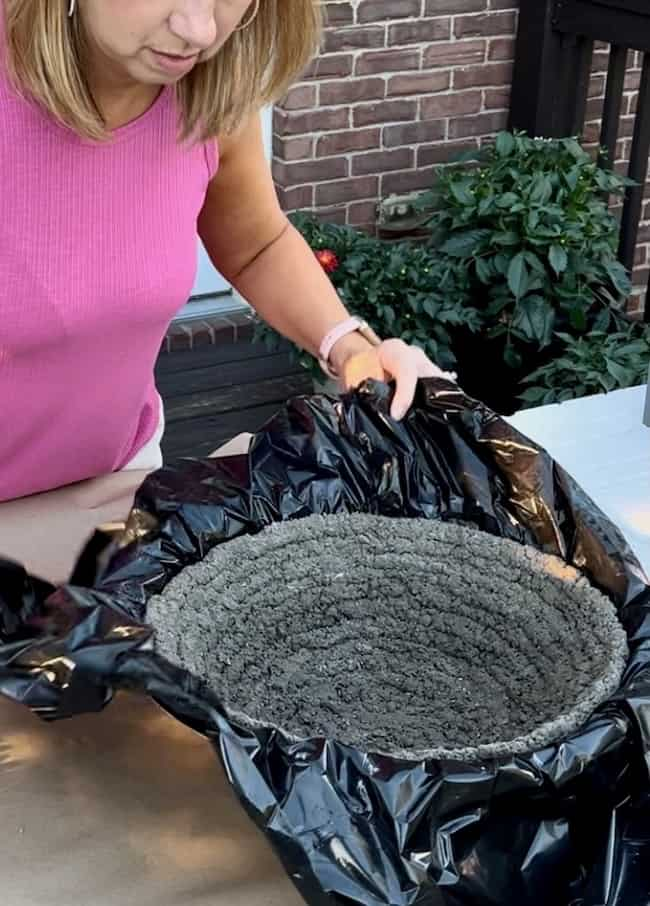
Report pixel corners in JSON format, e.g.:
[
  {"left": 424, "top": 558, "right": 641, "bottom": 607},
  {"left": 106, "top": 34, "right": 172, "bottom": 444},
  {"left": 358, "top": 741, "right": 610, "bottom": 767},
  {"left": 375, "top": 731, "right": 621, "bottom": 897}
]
[{"left": 510, "top": 0, "right": 650, "bottom": 323}]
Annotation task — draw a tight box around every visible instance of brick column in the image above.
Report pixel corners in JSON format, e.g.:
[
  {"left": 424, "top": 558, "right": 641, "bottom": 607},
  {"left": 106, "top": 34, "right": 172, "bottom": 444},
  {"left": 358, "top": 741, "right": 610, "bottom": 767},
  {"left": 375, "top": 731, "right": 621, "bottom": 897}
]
[{"left": 272, "top": 0, "right": 517, "bottom": 231}]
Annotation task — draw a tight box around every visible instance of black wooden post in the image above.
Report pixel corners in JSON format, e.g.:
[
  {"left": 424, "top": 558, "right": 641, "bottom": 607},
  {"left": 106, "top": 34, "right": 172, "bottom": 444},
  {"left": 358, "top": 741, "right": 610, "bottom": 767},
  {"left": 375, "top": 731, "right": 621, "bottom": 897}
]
[{"left": 509, "top": 0, "right": 564, "bottom": 136}]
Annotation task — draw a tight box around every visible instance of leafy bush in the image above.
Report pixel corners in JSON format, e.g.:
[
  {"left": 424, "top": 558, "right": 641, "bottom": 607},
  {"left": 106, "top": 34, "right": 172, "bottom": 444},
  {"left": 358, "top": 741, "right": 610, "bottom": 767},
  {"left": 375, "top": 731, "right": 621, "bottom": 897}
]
[
  {"left": 255, "top": 212, "right": 481, "bottom": 378},
  {"left": 416, "top": 132, "right": 633, "bottom": 369},
  {"left": 520, "top": 324, "right": 650, "bottom": 406}
]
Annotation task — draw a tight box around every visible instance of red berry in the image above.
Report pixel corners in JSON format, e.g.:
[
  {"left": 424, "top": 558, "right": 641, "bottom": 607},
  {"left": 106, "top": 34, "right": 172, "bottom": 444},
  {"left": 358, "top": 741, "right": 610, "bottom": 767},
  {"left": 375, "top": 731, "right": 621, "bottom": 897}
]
[{"left": 314, "top": 249, "right": 339, "bottom": 274}]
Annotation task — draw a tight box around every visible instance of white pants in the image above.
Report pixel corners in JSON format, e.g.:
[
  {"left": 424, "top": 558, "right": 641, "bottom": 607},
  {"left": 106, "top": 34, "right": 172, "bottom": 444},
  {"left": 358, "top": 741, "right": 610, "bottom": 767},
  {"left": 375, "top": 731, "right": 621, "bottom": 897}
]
[{"left": 120, "top": 396, "right": 165, "bottom": 473}]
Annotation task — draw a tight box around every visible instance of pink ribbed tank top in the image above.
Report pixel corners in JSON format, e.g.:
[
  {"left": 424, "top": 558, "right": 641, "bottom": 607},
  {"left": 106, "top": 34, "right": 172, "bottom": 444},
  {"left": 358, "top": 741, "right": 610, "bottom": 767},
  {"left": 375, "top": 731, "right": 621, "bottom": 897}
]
[{"left": 0, "top": 42, "right": 218, "bottom": 501}]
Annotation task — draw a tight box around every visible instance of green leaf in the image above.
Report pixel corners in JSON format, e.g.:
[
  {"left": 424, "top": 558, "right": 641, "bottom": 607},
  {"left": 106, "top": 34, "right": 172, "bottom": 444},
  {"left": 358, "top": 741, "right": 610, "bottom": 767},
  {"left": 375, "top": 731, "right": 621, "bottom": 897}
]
[
  {"left": 605, "top": 260, "right": 632, "bottom": 296},
  {"left": 440, "top": 229, "right": 491, "bottom": 257},
  {"left": 478, "top": 195, "right": 496, "bottom": 216},
  {"left": 492, "top": 231, "right": 521, "bottom": 246},
  {"left": 523, "top": 251, "right": 546, "bottom": 274},
  {"left": 504, "top": 343, "right": 523, "bottom": 369},
  {"left": 450, "top": 179, "right": 475, "bottom": 205},
  {"left": 496, "top": 192, "right": 521, "bottom": 208},
  {"left": 529, "top": 174, "right": 553, "bottom": 204},
  {"left": 564, "top": 165, "right": 581, "bottom": 191},
  {"left": 422, "top": 299, "right": 439, "bottom": 319},
  {"left": 507, "top": 252, "right": 529, "bottom": 300},
  {"left": 606, "top": 358, "right": 633, "bottom": 385},
  {"left": 495, "top": 132, "right": 515, "bottom": 157},
  {"left": 493, "top": 253, "right": 511, "bottom": 275},
  {"left": 549, "top": 244, "right": 568, "bottom": 275},
  {"left": 475, "top": 256, "right": 493, "bottom": 284},
  {"left": 564, "top": 138, "right": 585, "bottom": 161},
  {"left": 512, "top": 295, "right": 555, "bottom": 346},
  {"left": 519, "top": 386, "right": 548, "bottom": 404}
]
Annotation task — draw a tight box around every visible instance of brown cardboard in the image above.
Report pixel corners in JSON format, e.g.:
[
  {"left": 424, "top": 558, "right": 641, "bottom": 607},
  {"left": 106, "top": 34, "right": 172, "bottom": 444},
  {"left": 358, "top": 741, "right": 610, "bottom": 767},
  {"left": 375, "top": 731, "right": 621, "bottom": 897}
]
[{"left": 0, "top": 433, "right": 299, "bottom": 906}]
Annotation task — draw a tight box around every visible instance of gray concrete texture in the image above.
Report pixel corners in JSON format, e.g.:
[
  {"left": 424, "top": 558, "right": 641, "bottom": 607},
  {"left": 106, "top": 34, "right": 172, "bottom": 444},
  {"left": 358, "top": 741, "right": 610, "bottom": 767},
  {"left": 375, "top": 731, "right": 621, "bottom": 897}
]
[{"left": 149, "top": 514, "right": 628, "bottom": 762}]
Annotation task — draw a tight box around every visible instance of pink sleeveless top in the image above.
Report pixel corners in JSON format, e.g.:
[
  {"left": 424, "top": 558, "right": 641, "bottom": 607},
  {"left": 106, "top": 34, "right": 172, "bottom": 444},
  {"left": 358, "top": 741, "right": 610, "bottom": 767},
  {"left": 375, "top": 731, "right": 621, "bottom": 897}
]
[{"left": 0, "top": 45, "right": 218, "bottom": 501}]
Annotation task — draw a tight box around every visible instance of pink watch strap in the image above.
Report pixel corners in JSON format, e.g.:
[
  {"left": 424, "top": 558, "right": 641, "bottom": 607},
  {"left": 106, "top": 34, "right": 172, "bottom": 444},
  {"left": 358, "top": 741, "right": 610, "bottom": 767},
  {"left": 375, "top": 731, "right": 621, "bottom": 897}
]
[{"left": 319, "top": 317, "right": 364, "bottom": 369}]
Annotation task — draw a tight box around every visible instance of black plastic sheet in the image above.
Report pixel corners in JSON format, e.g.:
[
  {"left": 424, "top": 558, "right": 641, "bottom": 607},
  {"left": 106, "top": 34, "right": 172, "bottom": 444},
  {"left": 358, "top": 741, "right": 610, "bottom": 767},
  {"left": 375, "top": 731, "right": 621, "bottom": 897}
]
[{"left": 1, "top": 378, "right": 649, "bottom": 906}]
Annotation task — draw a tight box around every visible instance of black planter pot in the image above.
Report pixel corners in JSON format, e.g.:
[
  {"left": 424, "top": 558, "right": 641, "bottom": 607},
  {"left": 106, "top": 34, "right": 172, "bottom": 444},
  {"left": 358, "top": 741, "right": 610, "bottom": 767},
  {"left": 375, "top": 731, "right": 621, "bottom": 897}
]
[{"left": 453, "top": 330, "right": 559, "bottom": 416}]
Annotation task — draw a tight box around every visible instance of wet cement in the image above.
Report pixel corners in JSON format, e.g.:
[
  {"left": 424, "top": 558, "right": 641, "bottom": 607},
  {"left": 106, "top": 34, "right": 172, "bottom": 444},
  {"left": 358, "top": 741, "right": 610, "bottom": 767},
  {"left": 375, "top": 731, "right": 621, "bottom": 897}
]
[{"left": 148, "top": 514, "right": 628, "bottom": 761}]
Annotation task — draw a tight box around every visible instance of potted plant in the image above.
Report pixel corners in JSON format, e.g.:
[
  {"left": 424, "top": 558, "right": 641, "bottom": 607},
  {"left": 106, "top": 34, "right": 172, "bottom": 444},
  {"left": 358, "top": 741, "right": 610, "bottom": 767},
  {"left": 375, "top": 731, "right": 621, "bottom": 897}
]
[{"left": 416, "top": 132, "right": 634, "bottom": 413}]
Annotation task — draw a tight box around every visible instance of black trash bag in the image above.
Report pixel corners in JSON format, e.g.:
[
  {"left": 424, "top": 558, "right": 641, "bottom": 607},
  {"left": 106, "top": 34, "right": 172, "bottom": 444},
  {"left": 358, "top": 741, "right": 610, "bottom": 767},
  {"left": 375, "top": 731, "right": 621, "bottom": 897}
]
[{"left": 1, "top": 378, "right": 649, "bottom": 906}]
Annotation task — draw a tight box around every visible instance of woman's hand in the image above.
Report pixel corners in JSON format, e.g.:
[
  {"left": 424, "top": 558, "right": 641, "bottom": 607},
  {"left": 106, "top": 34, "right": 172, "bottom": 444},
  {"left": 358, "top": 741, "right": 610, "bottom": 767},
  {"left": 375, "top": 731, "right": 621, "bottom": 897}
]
[{"left": 332, "top": 336, "right": 457, "bottom": 421}]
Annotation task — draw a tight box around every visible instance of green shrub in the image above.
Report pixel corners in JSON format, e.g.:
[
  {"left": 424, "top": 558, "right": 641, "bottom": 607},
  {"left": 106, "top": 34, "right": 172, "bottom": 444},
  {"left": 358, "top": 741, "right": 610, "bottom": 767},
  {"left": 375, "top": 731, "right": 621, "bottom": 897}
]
[
  {"left": 519, "top": 323, "right": 650, "bottom": 406},
  {"left": 416, "top": 132, "right": 633, "bottom": 369}
]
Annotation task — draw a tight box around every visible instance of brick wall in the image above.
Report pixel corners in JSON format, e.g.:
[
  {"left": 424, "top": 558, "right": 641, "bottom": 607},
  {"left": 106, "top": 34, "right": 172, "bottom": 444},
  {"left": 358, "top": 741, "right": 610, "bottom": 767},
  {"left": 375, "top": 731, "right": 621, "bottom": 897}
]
[
  {"left": 271, "top": 1, "right": 647, "bottom": 313},
  {"left": 272, "top": 0, "right": 517, "bottom": 232}
]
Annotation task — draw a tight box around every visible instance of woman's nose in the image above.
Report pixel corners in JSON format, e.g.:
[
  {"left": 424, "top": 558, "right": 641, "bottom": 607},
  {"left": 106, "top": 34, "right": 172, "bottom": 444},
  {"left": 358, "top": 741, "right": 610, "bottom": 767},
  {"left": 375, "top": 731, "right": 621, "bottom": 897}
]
[{"left": 169, "top": 1, "right": 218, "bottom": 51}]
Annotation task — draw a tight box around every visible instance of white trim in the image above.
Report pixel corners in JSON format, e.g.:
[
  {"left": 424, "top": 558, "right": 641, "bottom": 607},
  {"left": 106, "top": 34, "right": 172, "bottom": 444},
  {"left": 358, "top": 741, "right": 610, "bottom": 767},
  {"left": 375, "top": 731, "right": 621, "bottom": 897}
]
[{"left": 177, "top": 105, "right": 274, "bottom": 321}]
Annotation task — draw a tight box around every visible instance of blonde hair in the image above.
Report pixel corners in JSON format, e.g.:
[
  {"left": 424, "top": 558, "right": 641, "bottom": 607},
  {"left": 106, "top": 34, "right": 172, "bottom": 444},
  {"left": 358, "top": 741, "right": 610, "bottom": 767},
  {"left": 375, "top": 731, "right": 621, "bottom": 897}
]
[{"left": 2, "top": 0, "right": 321, "bottom": 141}]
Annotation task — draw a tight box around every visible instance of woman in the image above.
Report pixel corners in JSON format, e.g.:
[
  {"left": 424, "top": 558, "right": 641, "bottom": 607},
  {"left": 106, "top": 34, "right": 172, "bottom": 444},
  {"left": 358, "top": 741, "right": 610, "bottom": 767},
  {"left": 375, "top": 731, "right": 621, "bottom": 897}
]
[{"left": 0, "top": 0, "right": 450, "bottom": 503}]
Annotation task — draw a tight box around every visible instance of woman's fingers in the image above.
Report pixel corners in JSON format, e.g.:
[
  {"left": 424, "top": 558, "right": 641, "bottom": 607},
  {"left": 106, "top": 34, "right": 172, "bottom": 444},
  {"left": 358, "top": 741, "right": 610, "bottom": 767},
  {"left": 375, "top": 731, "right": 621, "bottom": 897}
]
[
  {"left": 341, "top": 349, "right": 386, "bottom": 390},
  {"left": 390, "top": 359, "right": 419, "bottom": 420},
  {"left": 336, "top": 340, "right": 457, "bottom": 418}
]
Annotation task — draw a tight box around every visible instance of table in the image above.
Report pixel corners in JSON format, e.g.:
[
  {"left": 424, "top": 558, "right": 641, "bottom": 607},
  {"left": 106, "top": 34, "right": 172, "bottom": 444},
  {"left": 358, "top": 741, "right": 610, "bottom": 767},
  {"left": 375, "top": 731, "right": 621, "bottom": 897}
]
[
  {"left": 0, "top": 388, "right": 647, "bottom": 906},
  {"left": 508, "top": 385, "right": 650, "bottom": 575}
]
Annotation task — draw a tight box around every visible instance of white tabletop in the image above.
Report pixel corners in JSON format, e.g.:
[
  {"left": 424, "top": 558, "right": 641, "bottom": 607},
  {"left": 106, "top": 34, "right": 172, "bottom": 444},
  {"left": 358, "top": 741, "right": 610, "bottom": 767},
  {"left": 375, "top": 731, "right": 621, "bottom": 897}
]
[{"left": 507, "top": 385, "right": 650, "bottom": 577}]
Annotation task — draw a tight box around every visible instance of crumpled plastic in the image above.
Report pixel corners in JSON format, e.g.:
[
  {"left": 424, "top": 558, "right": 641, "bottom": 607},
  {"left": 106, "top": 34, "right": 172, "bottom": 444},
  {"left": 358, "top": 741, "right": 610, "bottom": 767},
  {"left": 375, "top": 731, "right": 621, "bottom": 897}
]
[{"left": 1, "top": 378, "right": 649, "bottom": 906}]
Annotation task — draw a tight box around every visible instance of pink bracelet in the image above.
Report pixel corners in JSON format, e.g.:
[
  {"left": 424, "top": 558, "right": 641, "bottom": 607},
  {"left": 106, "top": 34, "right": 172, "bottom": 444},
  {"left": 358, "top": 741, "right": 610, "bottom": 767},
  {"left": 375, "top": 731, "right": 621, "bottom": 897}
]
[{"left": 318, "top": 317, "right": 382, "bottom": 380}]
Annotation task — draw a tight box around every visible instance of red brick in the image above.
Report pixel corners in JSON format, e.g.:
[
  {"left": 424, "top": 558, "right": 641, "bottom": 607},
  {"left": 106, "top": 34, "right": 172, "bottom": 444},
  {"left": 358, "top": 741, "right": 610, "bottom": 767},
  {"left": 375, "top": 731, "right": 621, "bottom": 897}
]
[
  {"left": 275, "top": 106, "right": 350, "bottom": 136},
  {"left": 454, "top": 11, "right": 517, "bottom": 38},
  {"left": 358, "top": 0, "right": 420, "bottom": 23},
  {"left": 273, "top": 135, "right": 314, "bottom": 162},
  {"left": 448, "top": 110, "right": 507, "bottom": 137},
  {"left": 313, "top": 206, "right": 348, "bottom": 225},
  {"left": 316, "top": 128, "right": 381, "bottom": 156},
  {"left": 387, "top": 70, "right": 450, "bottom": 97},
  {"left": 383, "top": 119, "right": 445, "bottom": 147},
  {"left": 274, "top": 156, "right": 348, "bottom": 188},
  {"left": 417, "top": 140, "right": 480, "bottom": 167},
  {"left": 352, "top": 147, "right": 414, "bottom": 175},
  {"left": 637, "top": 223, "right": 650, "bottom": 244},
  {"left": 388, "top": 18, "right": 451, "bottom": 45},
  {"left": 323, "top": 25, "right": 386, "bottom": 53},
  {"left": 487, "top": 37, "right": 515, "bottom": 61},
  {"left": 484, "top": 86, "right": 511, "bottom": 109},
  {"left": 282, "top": 84, "right": 318, "bottom": 111},
  {"left": 355, "top": 48, "right": 420, "bottom": 76},
  {"left": 588, "top": 74, "right": 606, "bottom": 98},
  {"left": 302, "top": 53, "right": 354, "bottom": 80},
  {"left": 452, "top": 61, "right": 513, "bottom": 89},
  {"left": 620, "top": 115, "right": 636, "bottom": 138},
  {"left": 353, "top": 98, "right": 417, "bottom": 126},
  {"left": 323, "top": 1, "right": 354, "bottom": 26},
  {"left": 423, "top": 39, "right": 486, "bottom": 68},
  {"left": 381, "top": 167, "right": 438, "bottom": 195},
  {"left": 276, "top": 184, "right": 315, "bottom": 211},
  {"left": 348, "top": 200, "right": 379, "bottom": 227},
  {"left": 315, "top": 175, "right": 379, "bottom": 205},
  {"left": 320, "top": 77, "right": 385, "bottom": 105},
  {"left": 425, "top": 0, "right": 485, "bottom": 11},
  {"left": 421, "top": 90, "right": 482, "bottom": 118}
]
